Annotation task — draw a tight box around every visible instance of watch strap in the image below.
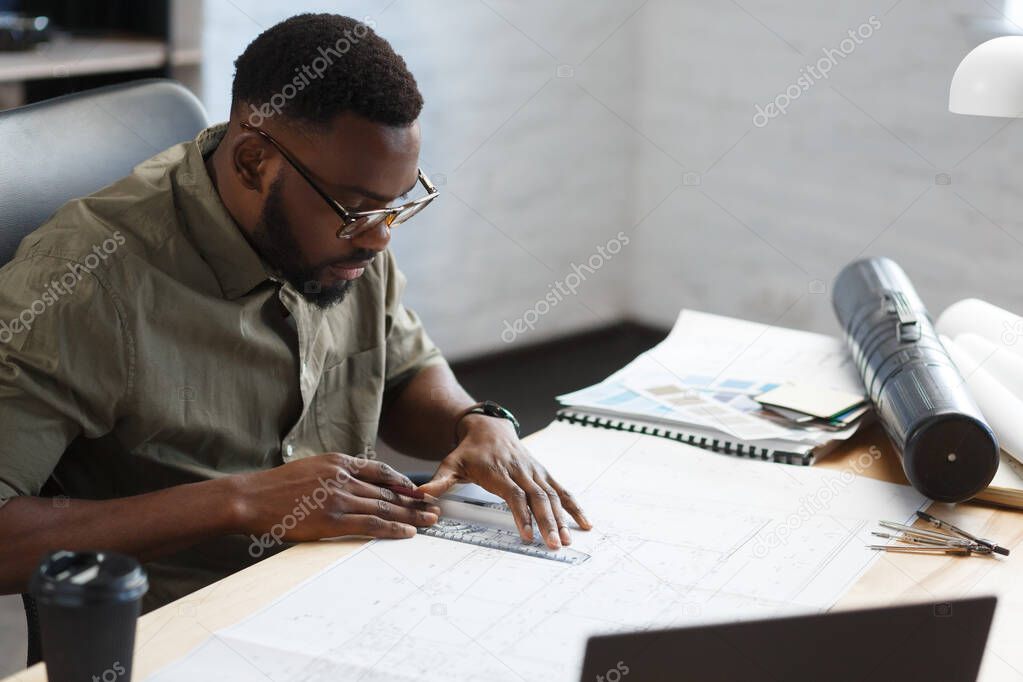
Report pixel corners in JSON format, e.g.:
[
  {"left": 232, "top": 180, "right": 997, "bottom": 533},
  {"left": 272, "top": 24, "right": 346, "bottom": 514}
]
[{"left": 453, "top": 400, "right": 521, "bottom": 446}]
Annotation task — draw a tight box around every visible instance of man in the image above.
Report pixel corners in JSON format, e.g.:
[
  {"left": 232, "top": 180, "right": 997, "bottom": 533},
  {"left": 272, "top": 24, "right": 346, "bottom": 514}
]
[{"left": 0, "top": 14, "right": 589, "bottom": 611}]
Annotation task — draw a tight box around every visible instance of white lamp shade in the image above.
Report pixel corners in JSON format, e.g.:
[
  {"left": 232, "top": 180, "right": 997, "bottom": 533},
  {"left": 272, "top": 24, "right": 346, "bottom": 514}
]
[{"left": 950, "top": 36, "right": 1023, "bottom": 117}]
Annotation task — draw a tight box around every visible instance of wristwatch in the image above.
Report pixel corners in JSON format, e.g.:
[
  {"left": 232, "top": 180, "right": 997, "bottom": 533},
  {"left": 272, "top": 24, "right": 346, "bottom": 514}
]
[{"left": 454, "top": 400, "right": 521, "bottom": 445}]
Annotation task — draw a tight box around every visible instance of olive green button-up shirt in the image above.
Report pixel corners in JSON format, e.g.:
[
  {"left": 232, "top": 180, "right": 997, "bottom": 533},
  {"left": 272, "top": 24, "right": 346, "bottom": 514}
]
[{"left": 0, "top": 123, "right": 444, "bottom": 609}]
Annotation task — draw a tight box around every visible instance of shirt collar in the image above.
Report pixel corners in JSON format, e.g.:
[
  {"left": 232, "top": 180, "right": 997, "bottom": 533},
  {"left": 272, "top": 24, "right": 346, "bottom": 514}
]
[{"left": 176, "top": 122, "right": 273, "bottom": 300}]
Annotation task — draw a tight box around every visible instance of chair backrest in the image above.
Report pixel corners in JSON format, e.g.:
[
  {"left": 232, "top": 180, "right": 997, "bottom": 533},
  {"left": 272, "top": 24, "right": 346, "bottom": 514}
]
[
  {"left": 0, "top": 80, "right": 208, "bottom": 668},
  {"left": 0, "top": 78, "right": 210, "bottom": 266}
]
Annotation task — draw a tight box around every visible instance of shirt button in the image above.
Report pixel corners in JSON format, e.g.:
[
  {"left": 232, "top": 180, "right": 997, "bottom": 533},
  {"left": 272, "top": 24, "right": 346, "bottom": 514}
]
[{"left": 285, "top": 443, "right": 294, "bottom": 460}]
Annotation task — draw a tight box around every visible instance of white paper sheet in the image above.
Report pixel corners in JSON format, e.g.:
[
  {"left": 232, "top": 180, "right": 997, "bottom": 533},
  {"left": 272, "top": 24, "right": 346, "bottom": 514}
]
[
  {"left": 648, "top": 309, "right": 864, "bottom": 395},
  {"left": 954, "top": 332, "right": 1023, "bottom": 399},
  {"left": 149, "top": 422, "right": 924, "bottom": 682},
  {"left": 943, "top": 334, "right": 1023, "bottom": 465},
  {"left": 936, "top": 298, "right": 1023, "bottom": 359}
]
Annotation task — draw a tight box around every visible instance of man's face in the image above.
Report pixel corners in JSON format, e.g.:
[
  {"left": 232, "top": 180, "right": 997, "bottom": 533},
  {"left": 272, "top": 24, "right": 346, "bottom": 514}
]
[{"left": 247, "top": 113, "right": 421, "bottom": 307}]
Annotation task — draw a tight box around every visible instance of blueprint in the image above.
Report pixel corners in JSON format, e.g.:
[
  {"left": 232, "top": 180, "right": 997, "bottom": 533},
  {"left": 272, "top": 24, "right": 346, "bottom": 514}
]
[{"left": 149, "top": 421, "right": 925, "bottom": 682}]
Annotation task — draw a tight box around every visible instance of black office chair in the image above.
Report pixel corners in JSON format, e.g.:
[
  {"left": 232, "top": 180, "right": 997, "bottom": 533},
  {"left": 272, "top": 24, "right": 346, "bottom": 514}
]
[{"left": 0, "top": 78, "right": 209, "bottom": 667}]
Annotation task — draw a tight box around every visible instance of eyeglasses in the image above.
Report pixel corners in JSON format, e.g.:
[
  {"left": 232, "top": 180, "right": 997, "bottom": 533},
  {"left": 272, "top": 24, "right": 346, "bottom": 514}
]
[{"left": 239, "top": 121, "right": 439, "bottom": 239}]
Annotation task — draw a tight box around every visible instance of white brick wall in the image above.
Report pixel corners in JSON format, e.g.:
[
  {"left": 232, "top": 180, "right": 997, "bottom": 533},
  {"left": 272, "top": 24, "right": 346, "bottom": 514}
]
[
  {"left": 201, "top": 0, "right": 1023, "bottom": 358},
  {"left": 626, "top": 0, "right": 1023, "bottom": 336}
]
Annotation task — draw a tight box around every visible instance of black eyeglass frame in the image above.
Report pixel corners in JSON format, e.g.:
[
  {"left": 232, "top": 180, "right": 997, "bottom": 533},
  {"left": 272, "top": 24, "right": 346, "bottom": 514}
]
[{"left": 239, "top": 121, "right": 439, "bottom": 239}]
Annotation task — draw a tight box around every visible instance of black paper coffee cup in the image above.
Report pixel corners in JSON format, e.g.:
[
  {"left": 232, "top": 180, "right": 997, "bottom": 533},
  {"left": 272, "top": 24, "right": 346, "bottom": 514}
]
[{"left": 29, "top": 550, "right": 148, "bottom": 682}]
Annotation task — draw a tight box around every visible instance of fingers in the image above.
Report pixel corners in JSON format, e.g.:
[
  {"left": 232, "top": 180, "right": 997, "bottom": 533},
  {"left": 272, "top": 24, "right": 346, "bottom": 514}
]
[
  {"left": 360, "top": 460, "right": 415, "bottom": 488},
  {"left": 322, "top": 453, "right": 436, "bottom": 507},
  {"left": 342, "top": 495, "right": 438, "bottom": 528},
  {"left": 507, "top": 467, "right": 562, "bottom": 550},
  {"left": 498, "top": 477, "right": 535, "bottom": 545},
  {"left": 256, "top": 454, "right": 437, "bottom": 543},
  {"left": 536, "top": 478, "right": 573, "bottom": 547},
  {"left": 547, "top": 477, "right": 591, "bottom": 531},
  {"left": 340, "top": 514, "right": 418, "bottom": 539},
  {"left": 340, "top": 476, "right": 441, "bottom": 516},
  {"left": 328, "top": 453, "right": 415, "bottom": 489},
  {"left": 416, "top": 463, "right": 461, "bottom": 498}
]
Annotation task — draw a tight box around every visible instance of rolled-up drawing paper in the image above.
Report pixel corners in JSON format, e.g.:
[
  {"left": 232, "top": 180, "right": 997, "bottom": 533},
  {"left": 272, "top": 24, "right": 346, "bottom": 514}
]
[
  {"left": 952, "top": 331, "right": 1023, "bottom": 399},
  {"left": 832, "top": 258, "right": 998, "bottom": 502},
  {"left": 943, "top": 333, "right": 1023, "bottom": 467},
  {"left": 937, "top": 298, "right": 1023, "bottom": 358}
]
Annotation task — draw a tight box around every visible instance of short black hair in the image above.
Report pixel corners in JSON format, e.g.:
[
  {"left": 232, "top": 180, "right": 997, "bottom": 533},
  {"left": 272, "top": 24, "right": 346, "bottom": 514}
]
[{"left": 232, "top": 13, "right": 422, "bottom": 129}]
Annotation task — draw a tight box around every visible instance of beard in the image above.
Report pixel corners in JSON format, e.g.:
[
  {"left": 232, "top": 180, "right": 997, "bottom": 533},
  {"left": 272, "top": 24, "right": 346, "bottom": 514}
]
[{"left": 250, "top": 175, "right": 370, "bottom": 309}]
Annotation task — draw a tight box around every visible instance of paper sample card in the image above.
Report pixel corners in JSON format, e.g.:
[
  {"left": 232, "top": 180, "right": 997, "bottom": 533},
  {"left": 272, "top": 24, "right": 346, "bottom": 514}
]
[{"left": 754, "top": 383, "right": 865, "bottom": 420}]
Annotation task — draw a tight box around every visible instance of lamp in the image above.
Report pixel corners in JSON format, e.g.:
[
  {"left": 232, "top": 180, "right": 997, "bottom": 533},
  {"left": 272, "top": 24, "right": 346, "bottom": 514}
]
[{"left": 950, "top": 36, "right": 1023, "bottom": 117}]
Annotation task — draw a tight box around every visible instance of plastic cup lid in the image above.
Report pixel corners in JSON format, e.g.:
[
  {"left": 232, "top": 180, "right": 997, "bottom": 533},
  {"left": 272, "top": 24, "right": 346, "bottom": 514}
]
[{"left": 29, "top": 550, "right": 148, "bottom": 606}]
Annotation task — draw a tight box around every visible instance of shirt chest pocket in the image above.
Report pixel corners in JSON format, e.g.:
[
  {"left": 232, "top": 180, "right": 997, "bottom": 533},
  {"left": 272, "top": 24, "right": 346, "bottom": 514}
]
[{"left": 313, "top": 346, "right": 385, "bottom": 457}]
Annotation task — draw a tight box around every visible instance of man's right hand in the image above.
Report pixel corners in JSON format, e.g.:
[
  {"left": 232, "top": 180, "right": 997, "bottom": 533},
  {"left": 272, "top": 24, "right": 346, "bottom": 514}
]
[
  {"left": 0, "top": 452, "right": 441, "bottom": 594},
  {"left": 232, "top": 453, "right": 440, "bottom": 547}
]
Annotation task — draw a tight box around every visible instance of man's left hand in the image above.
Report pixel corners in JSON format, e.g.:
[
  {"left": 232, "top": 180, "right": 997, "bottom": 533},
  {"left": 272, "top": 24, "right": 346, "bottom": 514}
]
[{"left": 417, "top": 415, "right": 592, "bottom": 549}]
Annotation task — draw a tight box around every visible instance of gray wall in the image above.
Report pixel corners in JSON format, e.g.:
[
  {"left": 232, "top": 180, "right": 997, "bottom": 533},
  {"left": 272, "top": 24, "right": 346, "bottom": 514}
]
[
  {"left": 202, "top": 0, "right": 1023, "bottom": 359},
  {"left": 626, "top": 0, "right": 1023, "bottom": 337}
]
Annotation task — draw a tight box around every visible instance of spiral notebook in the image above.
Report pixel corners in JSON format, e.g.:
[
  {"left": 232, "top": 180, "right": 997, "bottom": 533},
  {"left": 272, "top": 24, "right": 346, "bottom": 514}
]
[
  {"left": 555, "top": 408, "right": 848, "bottom": 466},
  {"left": 555, "top": 310, "right": 870, "bottom": 467}
]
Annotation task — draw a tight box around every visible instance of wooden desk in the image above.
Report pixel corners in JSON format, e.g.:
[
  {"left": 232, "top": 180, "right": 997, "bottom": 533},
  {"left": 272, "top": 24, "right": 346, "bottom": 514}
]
[{"left": 7, "top": 424, "right": 1023, "bottom": 681}]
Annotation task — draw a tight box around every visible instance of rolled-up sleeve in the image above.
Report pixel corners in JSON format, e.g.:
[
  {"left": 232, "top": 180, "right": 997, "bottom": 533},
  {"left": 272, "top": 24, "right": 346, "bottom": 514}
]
[
  {"left": 381, "top": 250, "right": 445, "bottom": 394},
  {"left": 0, "top": 254, "right": 129, "bottom": 505}
]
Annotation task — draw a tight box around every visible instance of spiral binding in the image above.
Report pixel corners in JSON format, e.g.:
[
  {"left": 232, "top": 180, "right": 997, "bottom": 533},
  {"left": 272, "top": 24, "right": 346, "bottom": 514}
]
[{"left": 555, "top": 409, "right": 813, "bottom": 466}]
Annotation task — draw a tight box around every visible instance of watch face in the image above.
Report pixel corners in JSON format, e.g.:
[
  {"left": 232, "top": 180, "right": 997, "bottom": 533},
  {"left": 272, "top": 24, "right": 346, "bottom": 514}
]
[
  {"left": 480, "top": 402, "right": 519, "bottom": 432},
  {"left": 484, "top": 403, "right": 506, "bottom": 418}
]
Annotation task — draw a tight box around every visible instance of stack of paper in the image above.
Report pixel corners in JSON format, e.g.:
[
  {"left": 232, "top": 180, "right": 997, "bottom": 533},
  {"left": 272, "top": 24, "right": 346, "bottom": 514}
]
[
  {"left": 753, "top": 383, "right": 868, "bottom": 428},
  {"left": 558, "top": 309, "right": 870, "bottom": 459}
]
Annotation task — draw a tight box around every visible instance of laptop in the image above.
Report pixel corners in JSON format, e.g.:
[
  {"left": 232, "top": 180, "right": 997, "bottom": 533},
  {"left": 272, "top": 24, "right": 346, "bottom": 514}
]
[{"left": 579, "top": 597, "right": 996, "bottom": 682}]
